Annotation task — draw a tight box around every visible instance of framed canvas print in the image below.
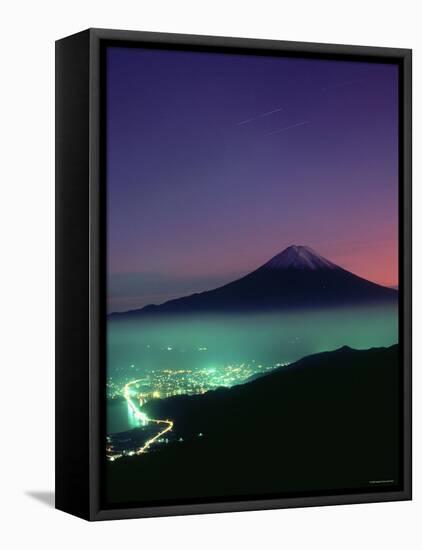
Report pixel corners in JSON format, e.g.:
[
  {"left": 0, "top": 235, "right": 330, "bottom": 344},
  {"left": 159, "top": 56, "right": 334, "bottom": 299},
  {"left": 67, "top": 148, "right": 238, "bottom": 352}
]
[{"left": 55, "top": 28, "right": 412, "bottom": 521}]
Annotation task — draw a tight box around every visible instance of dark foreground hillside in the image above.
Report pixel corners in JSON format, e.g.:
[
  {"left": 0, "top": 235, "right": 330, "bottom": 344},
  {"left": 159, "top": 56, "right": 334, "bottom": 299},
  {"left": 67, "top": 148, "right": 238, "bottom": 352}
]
[{"left": 106, "top": 345, "right": 401, "bottom": 506}]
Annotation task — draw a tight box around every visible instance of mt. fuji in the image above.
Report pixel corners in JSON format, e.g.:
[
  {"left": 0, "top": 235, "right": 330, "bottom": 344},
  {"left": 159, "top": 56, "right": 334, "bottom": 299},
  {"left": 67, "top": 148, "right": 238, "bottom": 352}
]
[{"left": 111, "top": 245, "right": 398, "bottom": 317}]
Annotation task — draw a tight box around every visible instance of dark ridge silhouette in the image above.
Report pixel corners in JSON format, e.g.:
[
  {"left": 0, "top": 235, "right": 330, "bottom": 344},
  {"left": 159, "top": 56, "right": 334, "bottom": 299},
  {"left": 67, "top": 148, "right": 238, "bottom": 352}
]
[
  {"left": 106, "top": 344, "right": 401, "bottom": 505},
  {"left": 109, "top": 245, "right": 397, "bottom": 318}
]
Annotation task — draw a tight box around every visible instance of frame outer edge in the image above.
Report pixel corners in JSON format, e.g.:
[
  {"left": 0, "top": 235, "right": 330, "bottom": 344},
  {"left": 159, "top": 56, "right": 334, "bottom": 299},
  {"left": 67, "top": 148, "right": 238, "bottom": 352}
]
[
  {"left": 82, "top": 30, "right": 412, "bottom": 520},
  {"left": 89, "top": 28, "right": 102, "bottom": 520},
  {"left": 402, "top": 49, "right": 412, "bottom": 500}
]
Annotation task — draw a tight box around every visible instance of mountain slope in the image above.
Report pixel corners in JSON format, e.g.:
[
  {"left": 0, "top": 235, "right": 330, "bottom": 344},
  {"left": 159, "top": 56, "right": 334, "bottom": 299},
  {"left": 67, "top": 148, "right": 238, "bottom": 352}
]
[
  {"left": 107, "top": 344, "right": 401, "bottom": 504},
  {"left": 111, "top": 245, "right": 397, "bottom": 317}
]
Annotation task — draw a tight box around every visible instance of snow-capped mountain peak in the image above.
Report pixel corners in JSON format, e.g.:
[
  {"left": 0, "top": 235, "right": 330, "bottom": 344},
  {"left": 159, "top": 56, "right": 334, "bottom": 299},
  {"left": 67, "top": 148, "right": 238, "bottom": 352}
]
[{"left": 262, "top": 245, "right": 338, "bottom": 271}]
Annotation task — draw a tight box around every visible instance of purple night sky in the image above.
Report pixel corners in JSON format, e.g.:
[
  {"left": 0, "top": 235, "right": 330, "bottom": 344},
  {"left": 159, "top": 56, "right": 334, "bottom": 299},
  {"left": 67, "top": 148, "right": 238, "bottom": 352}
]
[{"left": 106, "top": 46, "right": 399, "bottom": 313}]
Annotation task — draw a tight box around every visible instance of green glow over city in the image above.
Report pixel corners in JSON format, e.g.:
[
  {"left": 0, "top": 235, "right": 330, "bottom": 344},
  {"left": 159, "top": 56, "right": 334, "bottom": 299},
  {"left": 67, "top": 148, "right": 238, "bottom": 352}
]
[{"left": 106, "top": 305, "right": 398, "bottom": 456}]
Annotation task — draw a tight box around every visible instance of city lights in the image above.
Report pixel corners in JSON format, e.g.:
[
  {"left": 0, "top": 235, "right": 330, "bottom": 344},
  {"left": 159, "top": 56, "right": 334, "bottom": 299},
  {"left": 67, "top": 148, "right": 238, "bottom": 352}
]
[
  {"left": 107, "top": 360, "right": 287, "bottom": 400},
  {"left": 107, "top": 355, "right": 290, "bottom": 461}
]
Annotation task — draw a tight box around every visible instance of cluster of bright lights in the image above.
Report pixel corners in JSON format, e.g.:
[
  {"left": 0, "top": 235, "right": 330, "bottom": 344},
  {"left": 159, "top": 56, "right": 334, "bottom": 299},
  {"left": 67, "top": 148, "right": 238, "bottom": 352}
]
[
  {"left": 107, "top": 380, "right": 174, "bottom": 461},
  {"left": 107, "top": 356, "right": 290, "bottom": 461},
  {"left": 123, "top": 379, "right": 149, "bottom": 425},
  {"left": 108, "top": 361, "right": 286, "bottom": 400}
]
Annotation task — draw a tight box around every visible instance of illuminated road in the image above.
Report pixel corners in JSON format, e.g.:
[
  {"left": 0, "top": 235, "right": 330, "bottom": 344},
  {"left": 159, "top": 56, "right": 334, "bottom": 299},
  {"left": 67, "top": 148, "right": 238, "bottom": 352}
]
[
  {"left": 123, "top": 379, "right": 174, "bottom": 456},
  {"left": 137, "top": 418, "right": 174, "bottom": 454}
]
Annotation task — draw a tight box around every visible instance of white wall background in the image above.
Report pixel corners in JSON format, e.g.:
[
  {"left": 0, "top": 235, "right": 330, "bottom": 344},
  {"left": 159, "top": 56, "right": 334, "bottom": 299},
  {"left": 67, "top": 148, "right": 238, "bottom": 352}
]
[{"left": 0, "top": 1, "right": 419, "bottom": 548}]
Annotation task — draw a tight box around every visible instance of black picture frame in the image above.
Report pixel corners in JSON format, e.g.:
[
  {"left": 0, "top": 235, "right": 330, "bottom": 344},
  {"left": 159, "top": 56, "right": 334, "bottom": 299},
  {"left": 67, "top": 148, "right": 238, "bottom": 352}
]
[{"left": 55, "top": 28, "right": 412, "bottom": 521}]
